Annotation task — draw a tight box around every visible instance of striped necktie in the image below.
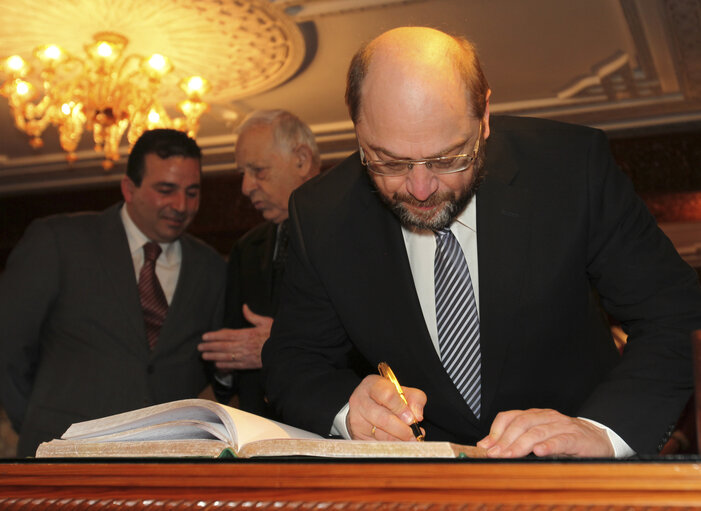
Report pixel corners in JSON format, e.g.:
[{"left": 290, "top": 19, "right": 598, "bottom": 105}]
[
  {"left": 434, "top": 228, "right": 481, "bottom": 418},
  {"left": 138, "top": 242, "right": 168, "bottom": 350}
]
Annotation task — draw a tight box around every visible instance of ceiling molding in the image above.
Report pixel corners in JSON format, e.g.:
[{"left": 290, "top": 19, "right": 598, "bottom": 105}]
[
  {"left": 278, "top": 0, "right": 427, "bottom": 21},
  {"left": 2, "top": 0, "right": 701, "bottom": 195},
  {"left": 662, "top": 0, "right": 701, "bottom": 99}
]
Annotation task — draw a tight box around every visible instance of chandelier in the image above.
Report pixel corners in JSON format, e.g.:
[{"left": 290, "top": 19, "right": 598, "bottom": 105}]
[{"left": 0, "top": 32, "right": 210, "bottom": 169}]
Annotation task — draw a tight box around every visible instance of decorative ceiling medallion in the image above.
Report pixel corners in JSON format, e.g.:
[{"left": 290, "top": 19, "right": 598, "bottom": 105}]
[{"left": 0, "top": 0, "right": 306, "bottom": 103}]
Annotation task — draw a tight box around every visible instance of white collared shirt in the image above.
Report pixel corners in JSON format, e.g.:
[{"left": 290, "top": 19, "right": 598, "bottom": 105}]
[{"left": 120, "top": 205, "right": 182, "bottom": 304}]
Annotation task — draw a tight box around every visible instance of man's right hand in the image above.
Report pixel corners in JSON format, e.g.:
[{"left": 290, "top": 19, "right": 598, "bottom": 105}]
[
  {"left": 346, "top": 375, "right": 426, "bottom": 441},
  {"left": 198, "top": 305, "right": 273, "bottom": 372}
]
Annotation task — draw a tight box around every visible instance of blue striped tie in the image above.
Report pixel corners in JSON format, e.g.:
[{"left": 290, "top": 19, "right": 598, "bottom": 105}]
[{"left": 434, "top": 228, "right": 481, "bottom": 418}]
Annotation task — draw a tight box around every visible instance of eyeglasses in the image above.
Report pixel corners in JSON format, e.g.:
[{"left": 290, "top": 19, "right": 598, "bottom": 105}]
[{"left": 360, "top": 122, "right": 482, "bottom": 177}]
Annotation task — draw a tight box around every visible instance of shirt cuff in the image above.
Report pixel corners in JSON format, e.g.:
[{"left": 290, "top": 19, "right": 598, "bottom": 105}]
[
  {"left": 213, "top": 371, "right": 234, "bottom": 388},
  {"left": 579, "top": 417, "right": 636, "bottom": 458},
  {"left": 330, "top": 402, "right": 352, "bottom": 438}
]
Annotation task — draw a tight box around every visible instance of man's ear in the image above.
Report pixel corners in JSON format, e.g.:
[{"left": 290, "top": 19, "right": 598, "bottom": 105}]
[
  {"left": 121, "top": 175, "right": 137, "bottom": 203},
  {"left": 294, "top": 144, "right": 314, "bottom": 176},
  {"left": 482, "top": 89, "right": 491, "bottom": 140}
]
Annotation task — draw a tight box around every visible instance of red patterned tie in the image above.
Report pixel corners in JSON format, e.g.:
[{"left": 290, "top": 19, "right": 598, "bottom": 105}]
[{"left": 138, "top": 242, "right": 168, "bottom": 350}]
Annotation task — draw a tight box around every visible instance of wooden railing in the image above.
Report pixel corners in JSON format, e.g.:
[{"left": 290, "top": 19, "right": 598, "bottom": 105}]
[{"left": 3, "top": 459, "right": 701, "bottom": 510}]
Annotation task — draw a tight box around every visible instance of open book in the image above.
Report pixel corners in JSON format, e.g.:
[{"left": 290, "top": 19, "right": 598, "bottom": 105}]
[{"left": 35, "top": 398, "right": 485, "bottom": 459}]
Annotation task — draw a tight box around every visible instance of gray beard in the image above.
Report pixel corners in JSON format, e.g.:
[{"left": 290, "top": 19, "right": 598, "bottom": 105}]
[{"left": 370, "top": 147, "right": 486, "bottom": 231}]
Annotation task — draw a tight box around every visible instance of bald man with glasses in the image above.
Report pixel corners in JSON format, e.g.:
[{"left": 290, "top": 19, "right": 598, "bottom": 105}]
[{"left": 262, "top": 27, "right": 701, "bottom": 458}]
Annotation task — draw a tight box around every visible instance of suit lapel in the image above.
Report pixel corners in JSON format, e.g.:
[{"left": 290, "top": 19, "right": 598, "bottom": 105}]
[
  {"left": 96, "top": 204, "right": 149, "bottom": 350},
  {"left": 476, "top": 141, "right": 531, "bottom": 420},
  {"left": 158, "top": 236, "right": 198, "bottom": 354},
  {"left": 256, "top": 222, "right": 276, "bottom": 306}
]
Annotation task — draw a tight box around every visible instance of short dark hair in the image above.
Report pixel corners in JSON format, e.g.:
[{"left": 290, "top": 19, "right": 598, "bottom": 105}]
[
  {"left": 126, "top": 129, "right": 202, "bottom": 186},
  {"left": 345, "top": 32, "right": 489, "bottom": 124}
]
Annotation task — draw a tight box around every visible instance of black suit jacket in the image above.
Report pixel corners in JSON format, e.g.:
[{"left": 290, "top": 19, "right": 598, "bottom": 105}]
[
  {"left": 0, "top": 203, "right": 226, "bottom": 456},
  {"left": 218, "top": 221, "right": 279, "bottom": 417},
  {"left": 263, "top": 116, "right": 701, "bottom": 454}
]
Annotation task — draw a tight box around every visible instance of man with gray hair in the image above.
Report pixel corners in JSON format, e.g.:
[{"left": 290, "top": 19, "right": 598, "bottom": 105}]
[{"left": 199, "top": 109, "right": 321, "bottom": 417}]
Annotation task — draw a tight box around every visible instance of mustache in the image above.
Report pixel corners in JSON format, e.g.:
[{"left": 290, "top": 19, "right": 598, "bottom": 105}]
[
  {"left": 391, "top": 190, "right": 456, "bottom": 207},
  {"left": 162, "top": 208, "right": 188, "bottom": 221}
]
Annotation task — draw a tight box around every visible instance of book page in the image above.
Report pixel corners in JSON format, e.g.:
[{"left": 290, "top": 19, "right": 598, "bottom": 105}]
[
  {"left": 65, "top": 420, "right": 230, "bottom": 443},
  {"left": 238, "top": 438, "right": 486, "bottom": 458},
  {"left": 62, "top": 400, "right": 232, "bottom": 442},
  {"left": 219, "top": 406, "right": 322, "bottom": 450},
  {"left": 36, "top": 438, "right": 228, "bottom": 458}
]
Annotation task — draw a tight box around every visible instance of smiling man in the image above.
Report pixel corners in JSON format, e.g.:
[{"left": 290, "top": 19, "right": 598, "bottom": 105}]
[
  {"left": 0, "top": 129, "right": 226, "bottom": 457},
  {"left": 262, "top": 27, "right": 701, "bottom": 457}
]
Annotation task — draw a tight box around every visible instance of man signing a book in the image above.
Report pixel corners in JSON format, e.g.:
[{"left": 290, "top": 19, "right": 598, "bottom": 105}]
[{"left": 261, "top": 27, "right": 701, "bottom": 457}]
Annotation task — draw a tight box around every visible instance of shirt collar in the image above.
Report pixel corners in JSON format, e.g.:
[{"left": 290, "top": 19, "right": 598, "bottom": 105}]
[
  {"left": 120, "top": 204, "right": 179, "bottom": 263},
  {"left": 452, "top": 195, "right": 476, "bottom": 233},
  {"left": 401, "top": 196, "right": 477, "bottom": 238}
]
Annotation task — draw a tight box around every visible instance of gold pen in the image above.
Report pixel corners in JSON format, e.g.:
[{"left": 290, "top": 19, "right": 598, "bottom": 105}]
[{"left": 377, "top": 362, "right": 425, "bottom": 441}]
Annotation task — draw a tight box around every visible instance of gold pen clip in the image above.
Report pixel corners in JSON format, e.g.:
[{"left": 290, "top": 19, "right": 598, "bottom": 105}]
[{"left": 378, "top": 362, "right": 425, "bottom": 441}]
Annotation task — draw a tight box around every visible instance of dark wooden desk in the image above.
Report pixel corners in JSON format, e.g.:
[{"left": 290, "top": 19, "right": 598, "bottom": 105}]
[{"left": 2, "top": 459, "right": 701, "bottom": 509}]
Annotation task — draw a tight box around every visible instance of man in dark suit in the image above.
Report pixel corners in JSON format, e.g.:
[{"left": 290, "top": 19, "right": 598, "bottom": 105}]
[
  {"left": 0, "top": 129, "right": 226, "bottom": 457},
  {"left": 262, "top": 27, "right": 701, "bottom": 456},
  {"left": 198, "top": 110, "right": 320, "bottom": 417}
]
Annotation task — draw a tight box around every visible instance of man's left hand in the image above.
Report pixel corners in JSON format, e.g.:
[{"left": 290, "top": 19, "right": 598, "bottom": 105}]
[{"left": 476, "top": 408, "right": 614, "bottom": 458}]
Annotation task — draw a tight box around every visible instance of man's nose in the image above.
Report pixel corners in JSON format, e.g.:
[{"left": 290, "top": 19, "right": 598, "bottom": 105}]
[
  {"left": 241, "top": 172, "right": 255, "bottom": 197},
  {"left": 171, "top": 191, "right": 187, "bottom": 212},
  {"left": 405, "top": 164, "right": 438, "bottom": 201}
]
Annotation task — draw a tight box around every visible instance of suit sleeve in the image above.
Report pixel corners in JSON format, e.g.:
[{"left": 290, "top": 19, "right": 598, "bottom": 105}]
[
  {"left": 262, "top": 194, "right": 363, "bottom": 435},
  {"left": 578, "top": 129, "right": 701, "bottom": 453},
  {"left": 224, "top": 241, "right": 246, "bottom": 329},
  {"left": 0, "top": 219, "right": 61, "bottom": 432},
  {"left": 211, "top": 241, "right": 245, "bottom": 403}
]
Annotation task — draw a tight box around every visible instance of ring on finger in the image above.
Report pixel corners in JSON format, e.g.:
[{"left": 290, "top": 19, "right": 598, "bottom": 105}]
[
  {"left": 371, "top": 425, "right": 376, "bottom": 437},
  {"left": 231, "top": 353, "right": 236, "bottom": 361}
]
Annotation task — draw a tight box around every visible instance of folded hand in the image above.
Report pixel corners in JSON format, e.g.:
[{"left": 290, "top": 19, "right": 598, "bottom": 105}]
[{"left": 477, "top": 408, "right": 614, "bottom": 458}]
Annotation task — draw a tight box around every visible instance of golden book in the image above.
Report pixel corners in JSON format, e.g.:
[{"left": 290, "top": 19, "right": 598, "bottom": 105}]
[{"left": 35, "top": 398, "right": 485, "bottom": 459}]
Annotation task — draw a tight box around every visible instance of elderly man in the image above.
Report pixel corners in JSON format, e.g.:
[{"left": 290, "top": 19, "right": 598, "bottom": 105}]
[
  {"left": 0, "top": 129, "right": 226, "bottom": 457},
  {"left": 262, "top": 27, "right": 701, "bottom": 457},
  {"left": 199, "top": 110, "right": 321, "bottom": 417}
]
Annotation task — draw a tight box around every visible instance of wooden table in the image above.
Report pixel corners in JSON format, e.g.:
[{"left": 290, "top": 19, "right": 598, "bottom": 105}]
[{"left": 3, "top": 458, "right": 701, "bottom": 510}]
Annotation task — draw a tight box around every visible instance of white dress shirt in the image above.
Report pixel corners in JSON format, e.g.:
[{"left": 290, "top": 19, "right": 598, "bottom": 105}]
[{"left": 120, "top": 205, "right": 181, "bottom": 304}]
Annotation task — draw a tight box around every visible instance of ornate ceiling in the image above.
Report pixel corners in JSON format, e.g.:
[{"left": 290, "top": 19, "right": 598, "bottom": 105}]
[
  {"left": 0, "top": 0, "right": 700, "bottom": 195},
  {"left": 1, "top": 0, "right": 306, "bottom": 102}
]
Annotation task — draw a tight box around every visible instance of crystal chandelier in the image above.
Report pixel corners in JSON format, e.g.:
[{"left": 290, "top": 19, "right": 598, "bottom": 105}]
[{"left": 0, "top": 32, "right": 210, "bottom": 169}]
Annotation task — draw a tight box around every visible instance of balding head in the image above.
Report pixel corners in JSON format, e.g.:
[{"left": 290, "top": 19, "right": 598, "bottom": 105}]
[
  {"left": 346, "top": 27, "right": 489, "bottom": 127},
  {"left": 346, "top": 27, "right": 490, "bottom": 231}
]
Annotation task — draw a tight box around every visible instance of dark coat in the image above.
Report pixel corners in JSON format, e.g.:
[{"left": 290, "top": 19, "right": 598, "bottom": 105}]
[{"left": 263, "top": 115, "right": 701, "bottom": 454}]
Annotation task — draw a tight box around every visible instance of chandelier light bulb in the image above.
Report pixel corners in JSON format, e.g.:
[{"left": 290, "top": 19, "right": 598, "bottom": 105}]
[
  {"left": 6, "top": 55, "right": 26, "bottom": 73},
  {"left": 15, "top": 80, "right": 31, "bottom": 96},
  {"left": 180, "top": 76, "right": 210, "bottom": 99},
  {"left": 187, "top": 76, "right": 204, "bottom": 91},
  {"left": 96, "top": 42, "right": 114, "bottom": 58},
  {"left": 148, "top": 54, "right": 166, "bottom": 71},
  {"left": 45, "top": 45, "right": 62, "bottom": 59}
]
